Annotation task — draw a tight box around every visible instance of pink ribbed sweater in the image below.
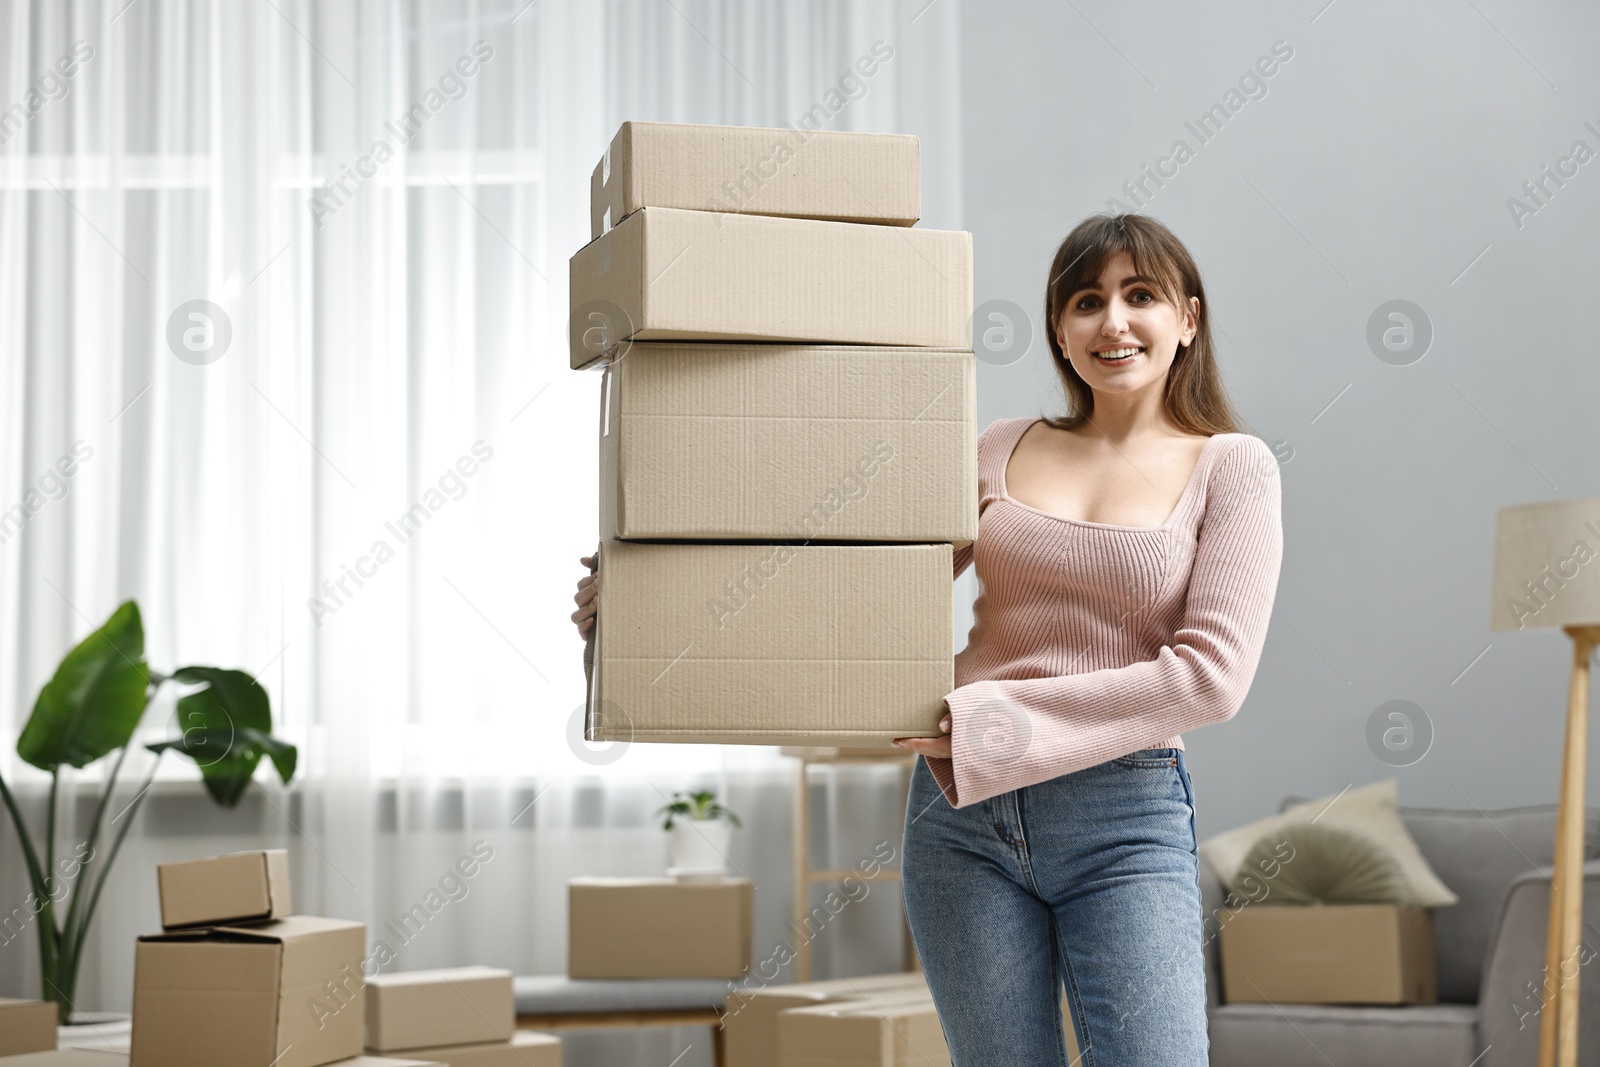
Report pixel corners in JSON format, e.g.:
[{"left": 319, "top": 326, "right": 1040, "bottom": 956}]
[{"left": 924, "top": 416, "right": 1284, "bottom": 810}]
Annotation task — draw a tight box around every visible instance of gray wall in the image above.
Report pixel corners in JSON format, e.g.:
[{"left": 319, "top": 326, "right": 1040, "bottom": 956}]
[{"left": 956, "top": 0, "right": 1600, "bottom": 841}]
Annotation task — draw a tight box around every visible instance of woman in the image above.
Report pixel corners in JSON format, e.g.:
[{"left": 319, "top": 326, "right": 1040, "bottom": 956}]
[
  {"left": 890, "top": 212, "right": 1283, "bottom": 1064},
  {"left": 572, "top": 211, "right": 1283, "bottom": 1065}
]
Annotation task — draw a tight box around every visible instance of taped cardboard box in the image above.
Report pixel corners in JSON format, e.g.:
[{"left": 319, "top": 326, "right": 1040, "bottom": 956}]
[
  {"left": 723, "top": 972, "right": 928, "bottom": 1067},
  {"left": 568, "top": 207, "right": 972, "bottom": 370},
  {"left": 0, "top": 998, "right": 58, "bottom": 1057},
  {"left": 777, "top": 986, "right": 948, "bottom": 1067},
  {"left": 365, "top": 966, "right": 514, "bottom": 1052},
  {"left": 584, "top": 542, "right": 952, "bottom": 747},
  {"left": 589, "top": 120, "right": 919, "bottom": 239},
  {"left": 599, "top": 344, "right": 976, "bottom": 543},
  {"left": 568, "top": 877, "right": 752, "bottom": 980},
  {"left": 364, "top": 1031, "right": 561, "bottom": 1067},
  {"left": 1218, "top": 903, "right": 1437, "bottom": 1005},
  {"left": 131, "top": 915, "right": 366, "bottom": 1067},
  {"left": 156, "top": 848, "right": 291, "bottom": 929}
]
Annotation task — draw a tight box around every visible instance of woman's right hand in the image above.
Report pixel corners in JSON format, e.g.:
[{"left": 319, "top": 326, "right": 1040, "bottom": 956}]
[{"left": 572, "top": 554, "right": 598, "bottom": 639}]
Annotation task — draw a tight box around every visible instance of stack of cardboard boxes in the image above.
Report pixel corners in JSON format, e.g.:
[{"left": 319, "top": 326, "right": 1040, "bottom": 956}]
[
  {"left": 571, "top": 120, "right": 977, "bottom": 749},
  {"left": 120, "top": 849, "right": 559, "bottom": 1067}
]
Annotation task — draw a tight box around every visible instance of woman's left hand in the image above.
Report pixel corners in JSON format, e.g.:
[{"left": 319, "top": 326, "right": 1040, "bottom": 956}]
[{"left": 893, "top": 711, "right": 951, "bottom": 759}]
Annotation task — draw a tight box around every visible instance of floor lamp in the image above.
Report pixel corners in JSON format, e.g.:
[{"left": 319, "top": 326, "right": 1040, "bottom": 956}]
[{"left": 1492, "top": 497, "right": 1600, "bottom": 1067}]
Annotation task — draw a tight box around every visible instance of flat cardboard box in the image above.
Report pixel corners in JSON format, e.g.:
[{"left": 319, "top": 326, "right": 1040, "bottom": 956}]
[
  {"left": 363, "top": 1032, "right": 560, "bottom": 1067},
  {"left": 0, "top": 998, "right": 58, "bottom": 1056},
  {"left": 568, "top": 877, "right": 753, "bottom": 980},
  {"left": 724, "top": 972, "right": 928, "bottom": 1067},
  {"left": 778, "top": 986, "right": 949, "bottom": 1067},
  {"left": 584, "top": 542, "right": 952, "bottom": 747},
  {"left": 0, "top": 1054, "right": 128, "bottom": 1066},
  {"left": 568, "top": 207, "right": 972, "bottom": 369},
  {"left": 157, "top": 848, "right": 292, "bottom": 928},
  {"left": 598, "top": 344, "right": 976, "bottom": 543},
  {"left": 365, "top": 966, "right": 514, "bottom": 1052},
  {"left": 131, "top": 915, "right": 367, "bottom": 1067},
  {"left": 1218, "top": 903, "right": 1437, "bottom": 1005},
  {"left": 590, "top": 120, "right": 919, "bottom": 238}
]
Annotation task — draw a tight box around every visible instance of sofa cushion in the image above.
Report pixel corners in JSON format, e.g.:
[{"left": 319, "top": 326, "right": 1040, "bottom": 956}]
[
  {"left": 1277, "top": 798, "right": 1600, "bottom": 1004},
  {"left": 1209, "top": 1002, "right": 1478, "bottom": 1067},
  {"left": 1200, "top": 780, "right": 1458, "bottom": 908}
]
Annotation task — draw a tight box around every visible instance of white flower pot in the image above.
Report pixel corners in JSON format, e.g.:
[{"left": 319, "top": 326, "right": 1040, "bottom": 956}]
[{"left": 668, "top": 817, "right": 732, "bottom": 875}]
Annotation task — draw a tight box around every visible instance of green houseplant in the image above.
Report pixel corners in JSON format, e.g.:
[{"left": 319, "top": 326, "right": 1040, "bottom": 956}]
[
  {"left": 0, "top": 600, "right": 297, "bottom": 1023},
  {"left": 653, "top": 789, "right": 743, "bottom": 876}
]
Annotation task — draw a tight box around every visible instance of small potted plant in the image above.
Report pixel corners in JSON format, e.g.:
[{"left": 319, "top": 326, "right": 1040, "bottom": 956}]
[{"left": 652, "top": 789, "right": 743, "bottom": 878}]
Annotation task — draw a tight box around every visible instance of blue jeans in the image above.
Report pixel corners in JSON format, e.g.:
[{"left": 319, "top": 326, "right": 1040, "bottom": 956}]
[{"left": 900, "top": 748, "right": 1210, "bottom": 1066}]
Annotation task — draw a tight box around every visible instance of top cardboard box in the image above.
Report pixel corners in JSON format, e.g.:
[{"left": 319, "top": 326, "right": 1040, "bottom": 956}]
[
  {"left": 590, "top": 121, "right": 919, "bottom": 239},
  {"left": 157, "top": 849, "right": 291, "bottom": 929},
  {"left": 569, "top": 207, "right": 972, "bottom": 369}
]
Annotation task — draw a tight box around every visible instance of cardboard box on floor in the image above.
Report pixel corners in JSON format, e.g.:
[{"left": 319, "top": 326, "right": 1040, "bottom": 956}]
[
  {"left": 777, "top": 985, "right": 948, "bottom": 1067},
  {"left": 363, "top": 1032, "right": 561, "bottom": 1067},
  {"left": 584, "top": 542, "right": 952, "bottom": 747},
  {"left": 723, "top": 972, "right": 928, "bottom": 1067},
  {"left": 568, "top": 877, "right": 752, "bottom": 980},
  {"left": 364, "top": 966, "right": 514, "bottom": 1052},
  {"left": 590, "top": 121, "right": 919, "bottom": 238},
  {"left": 131, "top": 915, "right": 367, "bottom": 1067},
  {"left": 0, "top": 998, "right": 58, "bottom": 1057},
  {"left": 156, "top": 848, "right": 292, "bottom": 929},
  {"left": 599, "top": 344, "right": 976, "bottom": 544},
  {"left": 0, "top": 1053, "right": 129, "bottom": 1067},
  {"left": 1218, "top": 903, "right": 1437, "bottom": 1005},
  {"left": 568, "top": 207, "right": 972, "bottom": 370}
]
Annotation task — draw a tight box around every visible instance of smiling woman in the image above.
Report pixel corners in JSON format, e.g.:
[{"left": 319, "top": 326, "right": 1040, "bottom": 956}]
[{"left": 895, "top": 211, "right": 1284, "bottom": 1065}]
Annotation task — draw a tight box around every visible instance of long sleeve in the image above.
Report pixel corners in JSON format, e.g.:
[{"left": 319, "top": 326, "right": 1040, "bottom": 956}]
[{"left": 925, "top": 434, "right": 1284, "bottom": 809}]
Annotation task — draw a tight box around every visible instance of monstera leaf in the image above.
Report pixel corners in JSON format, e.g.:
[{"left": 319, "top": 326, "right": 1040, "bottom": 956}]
[
  {"left": 17, "top": 601, "right": 150, "bottom": 770},
  {"left": 144, "top": 667, "right": 296, "bottom": 807}
]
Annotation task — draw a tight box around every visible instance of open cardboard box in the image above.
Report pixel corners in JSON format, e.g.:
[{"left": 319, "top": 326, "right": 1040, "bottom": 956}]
[{"left": 131, "top": 916, "right": 367, "bottom": 1067}]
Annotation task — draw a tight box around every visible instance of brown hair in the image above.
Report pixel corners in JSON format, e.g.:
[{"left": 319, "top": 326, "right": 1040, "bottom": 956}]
[{"left": 1041, "top": 212, "right": 1244, "bottom": 436}]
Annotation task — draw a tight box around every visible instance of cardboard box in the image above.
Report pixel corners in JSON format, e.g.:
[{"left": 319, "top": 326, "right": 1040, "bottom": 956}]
[
  {"left": 157, "top": 848, "right": 292, "bottom": 929},
  {"left": 584, "top": 542, "right": 952, "bottom": 747},
  {"left": 131, "top": 915, "right": 367, "bottom": 1067},
  {"left": 778, "top": 986, "right": 949, "bottom": 1067},
  {"left": 568, "top": 207, "right": 972, "bottom": 370},
  {"left": 598, "top": 344, "right": 976, "bottom": 543},
  {"left": 1218, "top": 903, "right": 1437, "bottom": 1005},
  {"left": 365, "top": 966, "right": 514, "bottom": 1052},
  {"left": 590, "top": 121, "right": 919, "bottom": 238},
  {"left": 0, "top": 1054, "right": 128, "bottom": 1066},
  {"left": 568, "top": 877, "right": 752, "bottom": 979},
  {"left": 0, "top": 998, "right": 58, "bottom": 1057},
  {"left": 325, "top": 1060, "right": 444, "bottom": 1067},
  {"left": 724, "top": 972, "right": 928, "bottom": 1067},
  {"left": 363, "top": 1032, "right": 560, "bottom": 1067}
]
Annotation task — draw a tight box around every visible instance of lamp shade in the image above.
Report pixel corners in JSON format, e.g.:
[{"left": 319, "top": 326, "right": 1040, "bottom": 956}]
[{"left": 1491, "top": 497, "right": 1600, "bottom": 632}]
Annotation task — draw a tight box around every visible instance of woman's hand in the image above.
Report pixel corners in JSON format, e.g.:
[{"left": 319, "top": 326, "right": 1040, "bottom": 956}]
[
  {"left": 893, "top": 711, "right": 951, "bottom": 759},
  {"left": 572, "top": 554, "right": 598, "bottom": 639}
]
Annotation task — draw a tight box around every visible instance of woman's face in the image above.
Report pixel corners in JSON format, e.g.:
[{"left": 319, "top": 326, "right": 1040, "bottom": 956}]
[{"left": 1055, "top": 250, "right": 1198, "bottom": 398}]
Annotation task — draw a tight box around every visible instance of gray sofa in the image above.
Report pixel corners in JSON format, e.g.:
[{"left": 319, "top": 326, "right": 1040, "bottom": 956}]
[{"left": 1200, "top": 799, "right": 1600, "bottom": 1067}]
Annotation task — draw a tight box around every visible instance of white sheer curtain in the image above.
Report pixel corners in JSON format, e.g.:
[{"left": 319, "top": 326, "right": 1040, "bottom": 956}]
[{"left": 0, "top": 2, "right": 961, "bottom": 1060}]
